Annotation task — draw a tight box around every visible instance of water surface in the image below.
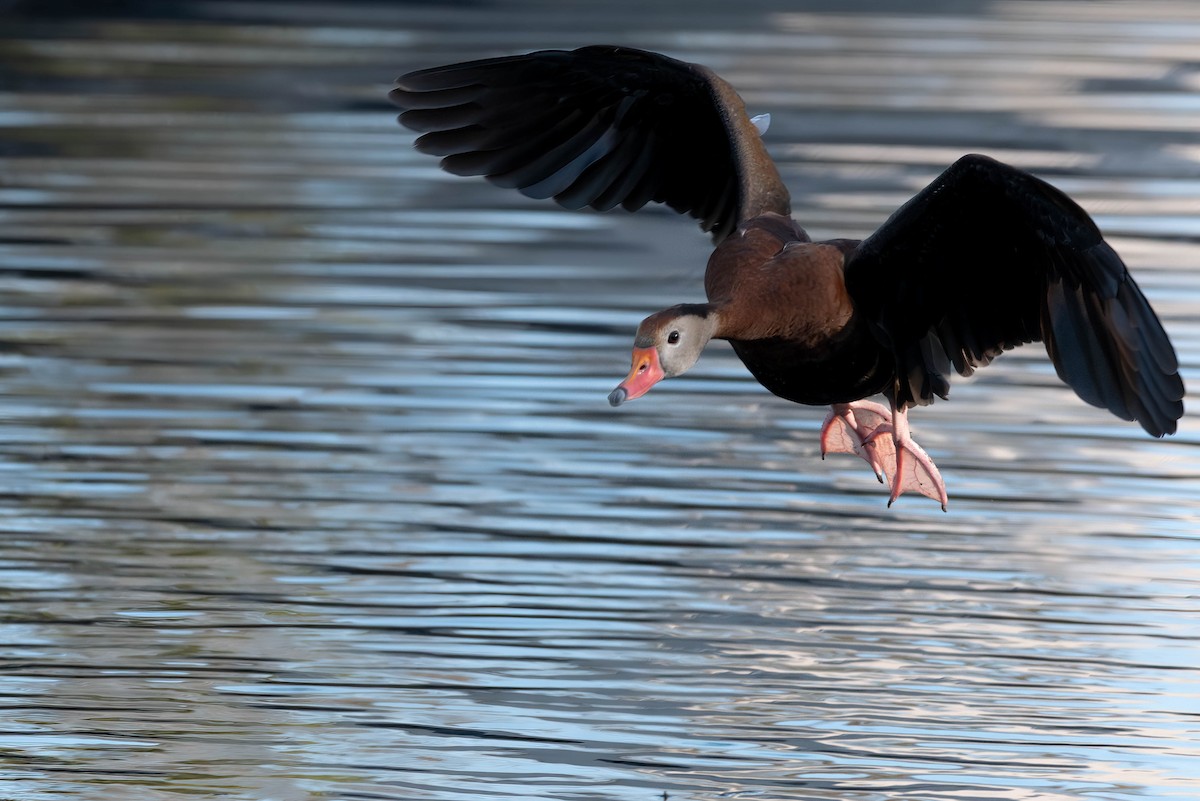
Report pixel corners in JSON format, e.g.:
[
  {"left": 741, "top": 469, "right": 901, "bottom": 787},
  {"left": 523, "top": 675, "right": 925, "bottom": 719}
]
[{"left": 1, "top": 1, "right": 1199, "bottom": 799}]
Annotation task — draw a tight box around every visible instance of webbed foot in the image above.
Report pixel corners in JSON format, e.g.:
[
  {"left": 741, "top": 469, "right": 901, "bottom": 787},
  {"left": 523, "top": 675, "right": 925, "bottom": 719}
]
[
  {"left": 821, "top": 400, "right": 948, "bottom": 510},
  {"left": 820, "top": 401, "right": 895, "bottom": 484},
  {"left": 866, "top": 406, "right": 948, "bottom": 511}
]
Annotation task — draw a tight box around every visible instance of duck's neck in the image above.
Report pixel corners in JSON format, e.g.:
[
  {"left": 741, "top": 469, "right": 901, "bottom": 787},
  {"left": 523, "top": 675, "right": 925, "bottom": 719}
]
[{"left": 676, "top": 302, "right": 726, "bottom": 343}]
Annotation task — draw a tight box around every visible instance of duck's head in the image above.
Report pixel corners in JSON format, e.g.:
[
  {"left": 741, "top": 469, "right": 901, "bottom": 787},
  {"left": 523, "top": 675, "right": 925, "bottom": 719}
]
[{"left": 608, "top": 304, "right": 719, "bottom": 407}]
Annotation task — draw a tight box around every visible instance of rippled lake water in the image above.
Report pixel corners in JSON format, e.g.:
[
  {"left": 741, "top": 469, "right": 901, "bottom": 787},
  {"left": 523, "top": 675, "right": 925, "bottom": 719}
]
[{"left": 2, "top": 1, "right": 1199, "bottom": 799}]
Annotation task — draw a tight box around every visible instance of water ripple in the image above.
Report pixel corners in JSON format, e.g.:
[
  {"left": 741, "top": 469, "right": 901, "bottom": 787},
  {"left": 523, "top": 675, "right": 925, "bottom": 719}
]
[{"left": 1, "top": 2, "right": 1199, "bottom": 801}]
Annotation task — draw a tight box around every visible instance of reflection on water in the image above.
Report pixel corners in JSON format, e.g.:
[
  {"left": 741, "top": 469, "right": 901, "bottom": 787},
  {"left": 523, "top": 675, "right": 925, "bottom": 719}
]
[{"left": 1, "top": 1, "right": 1199, "bottom": 799}]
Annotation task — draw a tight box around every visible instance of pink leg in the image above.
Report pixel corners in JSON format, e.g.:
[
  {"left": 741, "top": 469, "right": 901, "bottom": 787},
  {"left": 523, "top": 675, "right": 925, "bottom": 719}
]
[
  {"left": 866, "top": 403, "right": 948, "bottom": 511},
  {"left": 820, "top": 400, "right": 896, "bottom": 484}
]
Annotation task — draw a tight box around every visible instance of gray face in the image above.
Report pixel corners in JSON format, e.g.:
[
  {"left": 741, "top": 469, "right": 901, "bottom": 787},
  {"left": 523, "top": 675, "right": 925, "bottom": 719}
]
[{"left": 640, "top": 312, "right": 717, "bottom": 378}]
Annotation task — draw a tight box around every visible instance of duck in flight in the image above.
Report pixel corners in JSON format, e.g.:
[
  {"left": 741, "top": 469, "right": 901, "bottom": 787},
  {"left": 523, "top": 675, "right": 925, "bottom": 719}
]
[{"left": 390, "top": 45, "right": 1185, "bottom": 510}]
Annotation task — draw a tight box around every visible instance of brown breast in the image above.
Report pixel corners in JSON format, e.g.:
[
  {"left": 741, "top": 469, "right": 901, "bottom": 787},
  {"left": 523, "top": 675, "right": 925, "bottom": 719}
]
[
  {"left": 705, "top": 215, "right": 855, "bottom": 345},
  {"left": 703, "top": 215, "right": 893, "bottom": 406}
]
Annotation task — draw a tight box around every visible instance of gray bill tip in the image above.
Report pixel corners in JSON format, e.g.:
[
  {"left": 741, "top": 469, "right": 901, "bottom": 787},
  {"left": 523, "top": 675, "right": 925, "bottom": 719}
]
[{"left": 607, "top": 387, "right": 627, "bottom": 407}]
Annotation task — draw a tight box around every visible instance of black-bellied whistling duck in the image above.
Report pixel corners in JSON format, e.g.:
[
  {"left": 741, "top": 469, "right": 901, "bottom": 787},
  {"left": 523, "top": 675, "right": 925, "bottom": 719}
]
[{"left": 390, "top": 45, "right": 1185, "bottom": 510}]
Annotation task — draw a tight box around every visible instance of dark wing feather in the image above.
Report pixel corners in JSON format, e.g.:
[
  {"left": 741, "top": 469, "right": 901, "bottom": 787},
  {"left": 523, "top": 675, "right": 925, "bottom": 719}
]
[
  {"left": 845, "top": 154, "right": 1184, "bottom": 437},
  {"left": 389, "top": 45, "right": 790, "bottom": 242}
]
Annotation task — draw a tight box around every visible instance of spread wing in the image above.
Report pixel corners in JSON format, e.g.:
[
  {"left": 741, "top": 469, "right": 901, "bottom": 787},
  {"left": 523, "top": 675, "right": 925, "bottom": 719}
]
[
  {"left": 845, "top": 154, "right": 1184, "bottom": 437},
  {"left": 389, "top": 45, "right": 790, "bottom": 242}
]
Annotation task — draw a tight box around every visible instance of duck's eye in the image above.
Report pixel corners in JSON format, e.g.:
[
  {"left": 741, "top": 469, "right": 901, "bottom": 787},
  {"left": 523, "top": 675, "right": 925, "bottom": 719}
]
[{"left": 667, "top": 331, "right": 680, "bottom": 345}]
